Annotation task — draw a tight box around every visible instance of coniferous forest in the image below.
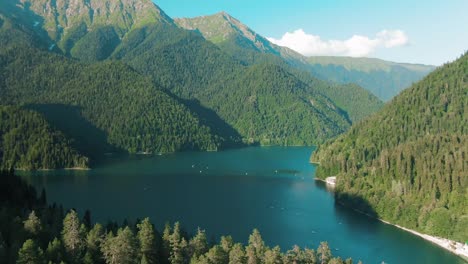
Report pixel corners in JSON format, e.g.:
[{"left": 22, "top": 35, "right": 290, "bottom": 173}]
[
  {"left": 0, "top": 0, "right": 384, "bottom": 169},
  {"left": 0, "top": 0, "right": 466, "bottom": 263},
  {"left": 312, "top": 52, "right": 468, "bottom": 242},
  {"left": 0, "top": 170, "right": 355, "bottom": 264}
]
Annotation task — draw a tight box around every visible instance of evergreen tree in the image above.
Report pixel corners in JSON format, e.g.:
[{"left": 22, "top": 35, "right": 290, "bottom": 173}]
[
  {"left": 101, "top": 227, "right": 138, "bottom": 264},
  {"left": 220, "top": 236, "right": 234, "bottom": 254},
  {"left": 168, "top": 222, "right": 188, "bottom": 264},
  {"left": 189, "top": 227, "right": 208, "bottom": 258},
  {"left": 303, "top": 248, "right": 317, "bottom": 264},
  {"left": 264, "top": 246, "right": 282, "bottom": 264},
  {"left": 46, "top": 238, "right": 64, "bottom": 264},
  {"left": 137, "top": 218, "right": 158, "bottom": 264},
  {"left": 23, "top": 211, "right": 42, "bottom": 236},
  {"left": 246, "top": 229, "right": 265, "bottom": 264},
  {"left": 17, "top": 239, "right": 45, "bottom": 264},
  {"left": 228, "top": 243, "right": 246, "bottom": 264},
  {"left": 204, "top": 245, "right": 228, "bottom": 264},
  {"left": 61, "top": 210, "right": 85, "bottom": 262},
  {"left": 85, "top": 223, "right": 105, "bottom": 263},
  {"left": 317, "top": 242, "right": 331, "bottom": 264}
]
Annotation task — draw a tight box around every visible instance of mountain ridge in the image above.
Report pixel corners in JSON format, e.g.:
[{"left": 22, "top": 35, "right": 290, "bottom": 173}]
[{"left": 176, "top": 12, "right": 435, "bottom": 101}]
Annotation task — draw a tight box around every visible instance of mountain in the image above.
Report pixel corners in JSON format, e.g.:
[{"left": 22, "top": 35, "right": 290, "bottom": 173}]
[
  {"left": 0, "top": 0, "right": 173, "bottom": 59},
  {"left": 311, "top": 53, "right": 467, "bottom": 242},
  {"left": 175, "top": 13, "right": 435, "bottom": 101},
  {"left": 111, "top": 24, "right": 352, "bottom": 145},
  {"left": 174, "top": 12, "right": 305, "bottom": 65},
  {"left": 175, "top": 12, "right": 383, "bottom": 123},
  {"left": 307, "top": 56, "right": 436, "bottom": 101},
  {"left": 1, "top": 0, "right": 384, "bottom": 169},
  {"left": 0, "top": 15, "right": 230, "bottom": 169}
]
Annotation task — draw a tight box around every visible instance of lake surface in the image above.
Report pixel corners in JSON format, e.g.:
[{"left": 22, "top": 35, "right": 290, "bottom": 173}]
[{"left": 20, "top": 147, "right": 465, "bottom": 264}]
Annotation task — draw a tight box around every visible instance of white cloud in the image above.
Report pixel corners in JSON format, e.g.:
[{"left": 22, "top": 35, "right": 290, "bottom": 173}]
[{"left": 267, "top": 29, "right": 409, "bottom": 57}]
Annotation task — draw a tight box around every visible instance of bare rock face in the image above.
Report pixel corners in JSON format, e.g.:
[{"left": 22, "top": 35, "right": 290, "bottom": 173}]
[{"left": 17, "top": 0, "right": 172, "bottom": 41}]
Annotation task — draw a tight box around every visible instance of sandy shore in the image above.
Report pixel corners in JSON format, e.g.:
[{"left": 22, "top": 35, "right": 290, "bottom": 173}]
[{"left": 379, "top": 219, "right": 468, "bottom": 261}]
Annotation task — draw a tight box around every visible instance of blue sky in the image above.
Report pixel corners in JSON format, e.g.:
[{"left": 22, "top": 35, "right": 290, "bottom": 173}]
[{"left": 153, "top": 0, "right": 467, "bottom": 65}]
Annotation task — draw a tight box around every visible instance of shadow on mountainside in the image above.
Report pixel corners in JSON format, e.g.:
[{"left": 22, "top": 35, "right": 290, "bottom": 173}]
[
  {"left": 174, "top": 97, "right": 247, "bottom": 149},
  {"left": 26, "top": 104, "right": 122, "bottom": 164}
]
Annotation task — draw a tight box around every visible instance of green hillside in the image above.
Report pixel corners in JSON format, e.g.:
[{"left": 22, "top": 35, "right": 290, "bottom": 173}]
[
  {"left": 176, "top": 13, "right": 434, "bottom": 102},
  {"left": 0, "top": 106, "right": 88, "bottom": 170},
  {"left": 174, "top": 12, "right": 384, "bottom": 122},
  {"left": 0, "top": 19, "right": 229, "bottom": 167},
  {"left": 312, "top": 53, "right": 468, "bottom": 241},
  {"left": 113, "top": 24, "right": 352, "bottom": 145}
]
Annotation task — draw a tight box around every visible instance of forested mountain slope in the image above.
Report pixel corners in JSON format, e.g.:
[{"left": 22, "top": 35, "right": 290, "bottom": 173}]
[
  {"left": 312, "top": 53, "right": 467, "bottom": 242},
  {"left": 0, "top": 17, "right": 228, "bottom": 168},
  {"left": 1, "top": 0, "right": 385, "bottom": 169},
  {"left": 0, "top": 106, "right": 88, "bottom": 170},
  {"left": 1, "top": 0, "right": 359, "bottom": 146},
  {"left": 176, "top": 12, "right": 434, "bottom": 101},
  {"left": 174, "top": 12, "right": 384, "bottom": 122},
  {"left": 118, "top": 25, "right": 361, "bottom": 144}
]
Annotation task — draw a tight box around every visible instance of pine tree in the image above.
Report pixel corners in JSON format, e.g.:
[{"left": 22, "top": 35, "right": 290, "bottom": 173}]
[
  {"left": 246, "top": 229, "right": 265, "bottom": 264},
  {"left": 189, "top": 227, "right": 208, "bottom": 258},
  {"left": 205, "top": 245, "right": 228, "bottom": 264},
  {"left": 23, "top": 211, "right": 42, "bottom": 236},
  {"left": 86, "top": 223, "right": 105, "bottom": 263},
  {"left": 220, "top": 236, "right": 234, "bottom": 254},
  {"left": 17, "top": 239, "right": 45, "bottom": 264},
  {"left": 168, "top": 222, "right": 188, "bottom": 264},
  {"left": 137, "top": 218, "right": 158, "bottom": 264},
  {"left": 317, "top": 242, "right": 331, "bottom": 264},
  {"left": 46, "top": 237, "right": 64, "bottom": 264},
  {"left": 228, "top": 243, "right": 246, "bottom": 264},
  {"left": 101, "top": 227, "right": 138, "bottom": 264},
  {"left": 264, "top": 246, "right": 282, "bottom": 264},
  {"left": 62, "top": 210, "right": 85, "bottom": 262}
]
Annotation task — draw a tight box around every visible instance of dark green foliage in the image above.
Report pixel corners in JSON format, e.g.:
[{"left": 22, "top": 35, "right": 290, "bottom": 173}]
[
  {"left": 0, "top": 106, "right": 88, "bottom": 170},
  {"left": 115, "top": 25, "right": 352, "bottom": 145},
  {"left": 71, "top": 26, "right": 121, "bottom": 61},
  {"left": 16, "top": 239, "right": 45, "bottom": 264},
  {"left": 0, "top": 170, "right": 353, "bottom": 264},
  {"left": 174, "top": 12, "right": 384, "bottom": 122},
  {"left": 0, "top": 21, "right": 228, "bottom": 166},
  {"left": 312, "top": 53, "right": 468, "bottom": 241}
]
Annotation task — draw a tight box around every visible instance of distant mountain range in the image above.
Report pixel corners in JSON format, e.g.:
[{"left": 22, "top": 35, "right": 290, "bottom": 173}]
[
  {"left": 312, "top": 52, "right": 467, "bottom": 242},
  {"left": 176, "top": 12, "right": 435, "bottom": 101},
  {"left": 0, "top": 0, "right": 387, "bottom": 169}
]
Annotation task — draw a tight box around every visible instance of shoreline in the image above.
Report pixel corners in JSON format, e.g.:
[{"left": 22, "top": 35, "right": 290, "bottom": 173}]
[
  {"left": 379, "top": 219, "right": 468, "bottom": 261},
  {"left": 314, "top": 178, "right": 468, "bottom": 263},
  {"left": 339, "top": 200, "right": 468, "bottom": 261},
  {"left": 314, "top": 179, "right": 468, "bottom": 261}
]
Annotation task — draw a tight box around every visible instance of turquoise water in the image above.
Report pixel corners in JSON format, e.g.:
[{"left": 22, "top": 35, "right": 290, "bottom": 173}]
[{"left": 21, "top": 147, "right": 465, "bottom": 264}]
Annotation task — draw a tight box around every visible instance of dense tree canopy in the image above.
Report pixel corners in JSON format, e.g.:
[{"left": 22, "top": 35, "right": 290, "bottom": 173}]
[
  {"left": 0, "top": 106, "right": 88, "bottom": 170},
  {"left": 312, "top": 52, "right": 468, "bottom": 241}
]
